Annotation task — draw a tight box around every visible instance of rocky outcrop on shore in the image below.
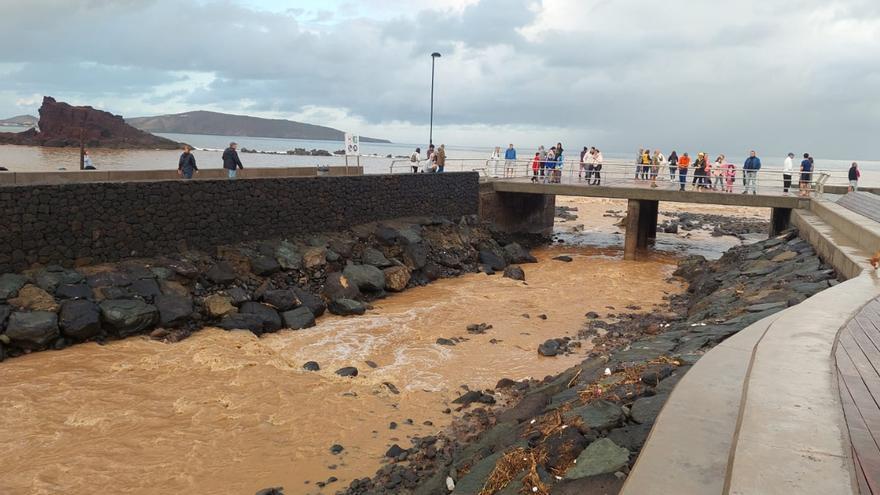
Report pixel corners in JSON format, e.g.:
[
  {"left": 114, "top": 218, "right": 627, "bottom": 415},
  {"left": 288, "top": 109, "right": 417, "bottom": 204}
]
[
  {"left": 337, "top": 229, "right": 836, "bottom": 495},
  {"left": 0, "top": 96, "right": 181, "bottom": 149},
  {"left": 0, "top": 215, "right": 535, "bottom": 361}
]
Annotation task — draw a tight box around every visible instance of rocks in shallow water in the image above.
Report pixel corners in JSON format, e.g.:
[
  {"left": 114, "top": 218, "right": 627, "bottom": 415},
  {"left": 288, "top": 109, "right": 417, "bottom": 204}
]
[
  {"left": 564, "top": 438, "right": 630, "bottom": 479},
  {"left": 585, "top": 311, "right": 599, "bottom": 319},
  {"left": 261, "top": 289, "right": 299, "bottom": 312},
  {"left": 0, "top": 273, "right": 28, "bottom": 300},
  {"left": 292, "top": 288, "right": 326, "bottom": 317},
  {"left": 553, "top": 255, "right": 574, "bottom": 263},
  {"left": 204, "top": 294, "right": 237, "bottom": 318},
  {"left": 343, "top": 264, "right": 386, "bottom": 292},
  {"left": 240, "top": 302, "right": 283, "bottom": 333},
  {"left": 538, "top": 339, "right": 562, "bottom": 356},
  {"left": 452, "top": 390, "right": 495, "bottom": 406},
  {"left": 466, "top": 323, "right": 492, "bottom": 334},
  {"left": 8, "top": 285, "right": 59, "bottom": 312},
  {"left": 303, "top": 361, "right": 320, "bottom": 371},
  {"left": 478, "top": 250, "right": 507, "bottom": 271},
  {"left": 383, "top": 266, "right": 411, "bottom": 292},
  {"left": 335, "top": 366, "right": 359, "bottom": 377},
  {"left": 323, "top": 272, "right": 362, "bottom": 301},
  {"left": 281, "top": 307, "right": 316, "bottom": 330},
  {"left": 503, "top": 242, "right": 537, "bottom": 264},
  {"left": 99, "top": 299, "right": 159, "bottom": 337},
  {"left": 385, "top": 444, "right": 406, "bottom": 459},
  {"left": 566, "top": 399, "right": 625, "bottom": 431},
  {"left": 436, "top": 338, "right": 456, "bottom": 346},
  {"left": 59, "top": 300, "right": 102, "bottom": 340},
  {"left": 6, "top": 311, "right": 59, "bottom": 349},
  {"left": 205, "top": 262, "right": 237, "bottom": 285},
  {"left": 328, "top": 298, "right": 366, "bottom": 316},
  {"left": 255, "top": 488, "right": 284, "bottom": 495},
  {"left": 502, "top": 265, "right": 525, "bottom": 281},
  {"left": 217, "top": 313, "right": 265, "bottom": 333},
  {"left": 330, "top": 444, "right": 345, "bottom": 454},
  {"left": 155, "top": 294, "right": 193, "bottom": 328}
]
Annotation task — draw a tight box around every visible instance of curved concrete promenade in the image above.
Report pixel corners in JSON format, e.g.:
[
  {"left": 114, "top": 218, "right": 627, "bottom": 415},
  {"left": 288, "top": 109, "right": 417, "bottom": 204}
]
[{"left": 622, "top": 196, "right": 880, "bottom": 494}]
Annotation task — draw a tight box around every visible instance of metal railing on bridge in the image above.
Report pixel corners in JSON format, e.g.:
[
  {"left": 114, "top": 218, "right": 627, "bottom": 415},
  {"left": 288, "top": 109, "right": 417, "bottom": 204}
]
[{"left": 390, "top": 157, "right": 840, "bottom": 196}]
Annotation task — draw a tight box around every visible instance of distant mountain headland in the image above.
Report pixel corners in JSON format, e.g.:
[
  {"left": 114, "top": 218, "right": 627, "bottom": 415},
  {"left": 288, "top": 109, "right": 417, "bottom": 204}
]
[
  {"left": 0, "top": 97, "right": 182, "bottom": 149},
  {"left": 0, "top": 115, "right": 38, "bottom": 127},
  {"left": 127, "top": 110, "right": 391, "bottom": 143}
]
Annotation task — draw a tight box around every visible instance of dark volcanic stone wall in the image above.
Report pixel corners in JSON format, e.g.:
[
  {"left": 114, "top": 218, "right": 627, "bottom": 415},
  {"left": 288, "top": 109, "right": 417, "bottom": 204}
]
[{"left": 0, "top": 173, "right": 479, "bottom": 272}]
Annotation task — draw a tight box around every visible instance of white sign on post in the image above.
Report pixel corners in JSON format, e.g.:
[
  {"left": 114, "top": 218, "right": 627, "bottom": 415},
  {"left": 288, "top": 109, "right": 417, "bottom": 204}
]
[{"left": 344, "top": 133, "right": 360, "bottom": 156}]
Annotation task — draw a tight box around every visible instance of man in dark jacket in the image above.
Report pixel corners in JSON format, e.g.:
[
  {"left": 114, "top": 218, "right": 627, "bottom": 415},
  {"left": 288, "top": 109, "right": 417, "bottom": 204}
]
[
  {"left": 178, "top": 145, "right": 198, "bottom": 179},
  {"left": 742, "top": 150, "right": 761, "bottom": 195},
  {"left": 222, "top": 142, "right": 244, "bottom": 179}
]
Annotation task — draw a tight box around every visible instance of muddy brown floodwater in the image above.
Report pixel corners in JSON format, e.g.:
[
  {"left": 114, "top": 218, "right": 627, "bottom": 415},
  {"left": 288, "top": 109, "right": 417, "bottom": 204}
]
[{"left": 0, "top": 245, "right": 681, "bottom": 495}]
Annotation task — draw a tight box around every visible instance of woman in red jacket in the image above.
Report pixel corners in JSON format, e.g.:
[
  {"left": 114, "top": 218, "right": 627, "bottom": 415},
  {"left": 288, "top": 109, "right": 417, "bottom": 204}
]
[{"left": 531, "top": 152, "right": 541, "bottom": 182}]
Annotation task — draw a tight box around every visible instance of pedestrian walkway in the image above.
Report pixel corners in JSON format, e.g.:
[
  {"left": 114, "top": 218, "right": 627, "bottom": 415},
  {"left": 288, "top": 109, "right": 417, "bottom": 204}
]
[
  {"left": 838, "top": 192, "right": 880, "bottom": 223},
  {"left": 837, "top": 297, "right": 880, "bottom": 495}
]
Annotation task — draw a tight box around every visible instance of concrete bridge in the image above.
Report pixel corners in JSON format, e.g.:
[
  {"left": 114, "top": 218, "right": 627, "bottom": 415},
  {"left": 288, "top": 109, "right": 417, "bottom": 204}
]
[{"left": 481, "top": 178, "right": 810, "bottom": 260}]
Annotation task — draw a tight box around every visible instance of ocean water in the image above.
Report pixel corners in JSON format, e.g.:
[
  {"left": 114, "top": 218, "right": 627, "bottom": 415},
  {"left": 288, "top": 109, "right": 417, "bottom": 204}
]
[{"left": 0, "top": 130, "right": 876, "bottom": 185}]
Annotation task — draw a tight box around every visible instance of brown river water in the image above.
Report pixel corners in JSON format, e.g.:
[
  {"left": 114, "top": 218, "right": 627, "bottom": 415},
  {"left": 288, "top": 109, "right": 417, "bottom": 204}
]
[{"left": 0, "top": 244, "right": 682, "bottom": 495}]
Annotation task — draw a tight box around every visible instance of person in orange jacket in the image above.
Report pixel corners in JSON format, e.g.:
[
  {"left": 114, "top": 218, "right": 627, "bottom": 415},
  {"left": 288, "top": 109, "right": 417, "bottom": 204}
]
[{"left": 677, "top": 152, "right": 691, "bottom": 191}]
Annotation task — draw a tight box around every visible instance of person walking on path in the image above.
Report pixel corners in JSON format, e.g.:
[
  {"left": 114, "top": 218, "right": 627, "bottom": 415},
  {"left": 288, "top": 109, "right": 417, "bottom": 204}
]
[
  {"left": 849, "top": 162, "right": 861, "bottom": 192},
  {"left": 712, "top": 155, "right": 725, "bottom": 190},
  {"left": 668, "top": 151, "right": 679, "bottom": 181},
  {"left": 531, "top": 152, "right": 541, "bottom": 182},
  {"left": 178, "top": 145, "right": 198, "bottom": 179},
  {"left": 436, "top": 144, "right": 447, "bottom": 173},
  {"left": 782, "top": 152, "right": 794, "bottom": 194},
  {"left": 799, "top": 153, "right": 814, "bottom": 197},
  {"left": 743, "top": 150, "right": 761, "bottom": 194},
  {"left": 677, "top": 152, "right": 691, "bottom": 191},
  {"left": 409, "top": 147, "right": 422, "bottom": 173},
  {"left": 591, "top": 149, "right": 604, "bottom": 185},
  {"left": 222, "top": 142, "right": 244, "bottom": 179},
  {"left": 504, "top": 144, "right": 517, "bottom": 178}
]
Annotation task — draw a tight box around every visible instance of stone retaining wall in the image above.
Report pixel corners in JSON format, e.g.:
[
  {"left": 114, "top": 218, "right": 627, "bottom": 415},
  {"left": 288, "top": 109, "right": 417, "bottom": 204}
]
[{"left": 0, "top": 172, "right": 479, "bottom": 272}]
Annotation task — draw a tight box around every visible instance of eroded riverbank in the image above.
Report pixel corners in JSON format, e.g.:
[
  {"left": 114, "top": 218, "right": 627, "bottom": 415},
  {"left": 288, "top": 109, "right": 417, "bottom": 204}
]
[{"left": 0, "top": 245, "right": 681, "bottom": 495}]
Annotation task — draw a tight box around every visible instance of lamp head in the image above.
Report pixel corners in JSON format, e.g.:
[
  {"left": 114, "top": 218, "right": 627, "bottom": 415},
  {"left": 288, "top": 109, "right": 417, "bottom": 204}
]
[{"left": 431, "top": 52, "right": 442, "bottom": 58}]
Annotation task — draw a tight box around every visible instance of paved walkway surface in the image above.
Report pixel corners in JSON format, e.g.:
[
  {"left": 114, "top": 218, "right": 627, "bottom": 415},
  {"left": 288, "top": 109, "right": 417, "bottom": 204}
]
[
  {"left": 837, "top": 297, "right": 880, "bottom": 495},
  {"left": 838, "top": 192, "right": 880, "bottom": 224}
]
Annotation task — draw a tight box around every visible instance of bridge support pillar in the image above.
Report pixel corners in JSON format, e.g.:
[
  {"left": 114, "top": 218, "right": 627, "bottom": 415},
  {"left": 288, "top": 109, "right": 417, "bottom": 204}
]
[
  {"left": 770, "top": 207, "right": 792, "bottom": 236},
  {"left": 479, "top": 184, "right": 555, "bottom": 236},
  {"left": 625, "top": 199, "right": 659, "bottom": 260}
]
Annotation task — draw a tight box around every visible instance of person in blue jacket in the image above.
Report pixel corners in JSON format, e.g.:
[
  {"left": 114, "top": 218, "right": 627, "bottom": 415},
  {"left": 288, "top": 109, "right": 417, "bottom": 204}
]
[
  {"left": 504, "top": 144, "right": 517, "bottom": 178},
  {"left": 742, "top": 150, "right": 761, "bottom": 195}
]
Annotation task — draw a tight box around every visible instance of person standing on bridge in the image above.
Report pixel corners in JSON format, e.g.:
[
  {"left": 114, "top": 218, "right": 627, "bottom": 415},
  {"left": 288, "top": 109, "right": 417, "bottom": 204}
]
[
  {"left": 712, "top": 155, "right": 726, "bottom": 190},
  {"left": 531, "top": 152, "right": 541, "bottom": 182},
  {"left": 640, "top": 149, "right": 651, "bottom": 180},
  {"left": 650, "top": 149, "right": 665, "bottom": 188},
  {"left": 490, "top": 146, "right": 501, "bottom": 176},
  {"left": 849, "top": 162, "right": 860, "bottom": 192},
  {"left": 538, "top": 145, "right": 547, "bottom": 180},
  {"left": 554, "top": 147, "right": 565, "bottom": 183},
  {"left": 544, "top": 147, "right": 556, "bottom": 184},
  {"left": 635, "top": 149, "right": 643, "bottom": 180},
  {"left": 591, "top": 148, "right": 603, "bottom": 185},
  {"left": 677, "top": 152, "right": 691, "bottom": 191},
  {"left": 668, "top": 151, "right": 679, "bottom": 181},
  {"left": 783, "top": 152, "right": 794, "bottom": 194},
  {"left": 504, "top": 144, "right": 517, "bottom": 178},
  {"left": 178, "top": 145, "right": 198, "bottom": 179},
  {"left": 436, "top": 144, "right": 447, "bottom": 173},
  {"left": 743, "top": 150, "right": 761, "bottom": 194},
  {"left": 724, "top": 160, "right": 737, "bottom": 193},
  {"left": 410, "top": 147, "right": 422, "bottom": 173},
  {"left": 799, "top": 153, "right": 814, "bottom": 197},
  {"left": 222, "top": 142, "right": 244, "bottom": 179},
  {"left": 579, "top": 147, "right": 589, "bottom": 180}
]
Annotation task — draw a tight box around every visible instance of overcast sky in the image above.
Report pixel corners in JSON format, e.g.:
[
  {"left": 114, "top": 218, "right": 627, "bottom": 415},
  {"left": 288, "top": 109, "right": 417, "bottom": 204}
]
[{"left": 1, "top": 0, "right": 879, "bottom": 157}]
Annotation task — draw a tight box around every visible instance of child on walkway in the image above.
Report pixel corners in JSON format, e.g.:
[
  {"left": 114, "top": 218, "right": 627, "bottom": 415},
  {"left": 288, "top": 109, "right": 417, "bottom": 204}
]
[
  {"left": 724, "top": 161, "right": 736, "bottom": 193},
  {"left": 531, "top": 153, "right": 541, "bottom": 183}
]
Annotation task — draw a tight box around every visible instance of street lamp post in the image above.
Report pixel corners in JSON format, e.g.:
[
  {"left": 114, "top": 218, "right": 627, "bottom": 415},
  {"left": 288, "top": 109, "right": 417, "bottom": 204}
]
[{"left": 429, "top": 52, "right": 441, "bottom": 147}]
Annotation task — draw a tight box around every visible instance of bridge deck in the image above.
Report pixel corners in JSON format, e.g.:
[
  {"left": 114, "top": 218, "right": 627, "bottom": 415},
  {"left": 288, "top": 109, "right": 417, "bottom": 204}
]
[
  {"left": 492, "top": 177, "right": 809, "bottom": 209},
  {"left": 839, "top": 192, "right": 880, "bottom": 224}
]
